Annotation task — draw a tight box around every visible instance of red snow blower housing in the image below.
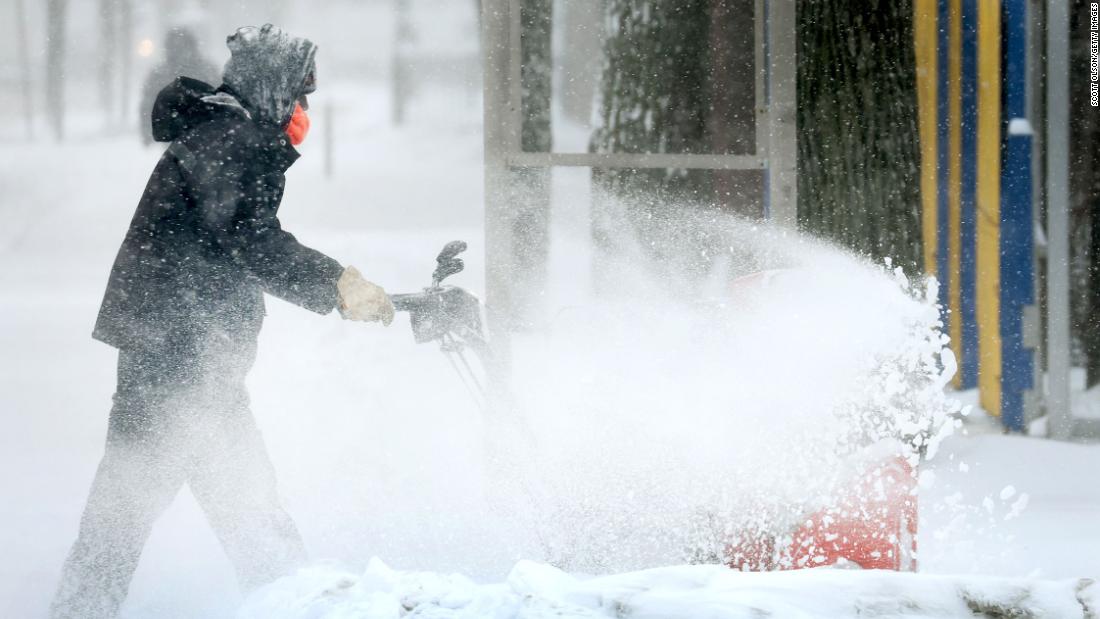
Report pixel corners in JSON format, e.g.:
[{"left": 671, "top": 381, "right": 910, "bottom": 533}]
[
  {"left": 724, "top": 454, "right": 918, "bottom": 572},
  {"left": 722, "top": 270, "right": 919, "bottom": 573}
]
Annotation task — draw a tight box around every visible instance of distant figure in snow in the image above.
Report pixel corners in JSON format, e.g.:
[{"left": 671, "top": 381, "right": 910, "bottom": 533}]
[
  {"left": 50, "top": 24, "right": 394, "bottom": 619},
  {"left": 139, "top": 27, "right": 220, "bottom": 145}
]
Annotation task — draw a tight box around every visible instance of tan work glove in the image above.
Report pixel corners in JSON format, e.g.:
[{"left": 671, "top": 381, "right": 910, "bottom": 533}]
[{"left": 337, "top": 266, "right": 395, "bottom": 325}]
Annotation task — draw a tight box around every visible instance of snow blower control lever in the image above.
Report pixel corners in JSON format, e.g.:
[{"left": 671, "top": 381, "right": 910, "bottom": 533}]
[
  {"left": 432, "top": 240, "right": 467, "bottom": 288},
  {"left": 389, "top": 241, "right": 490, "bottom": 409}
]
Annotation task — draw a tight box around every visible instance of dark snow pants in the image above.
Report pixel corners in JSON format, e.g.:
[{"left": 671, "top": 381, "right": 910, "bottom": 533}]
[{"left": 50, "top": 333, "right": 307, "bottom": 619}]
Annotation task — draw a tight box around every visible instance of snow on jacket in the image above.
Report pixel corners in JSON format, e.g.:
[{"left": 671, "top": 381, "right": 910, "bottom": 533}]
[{"left": 92, "top": 75, "right": 342, "bottom": 351}]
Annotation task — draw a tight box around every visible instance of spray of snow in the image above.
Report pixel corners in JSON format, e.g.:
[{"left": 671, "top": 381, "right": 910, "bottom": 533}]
[{"left": 446, "top": 195, "right": 965, "bottom": 574}]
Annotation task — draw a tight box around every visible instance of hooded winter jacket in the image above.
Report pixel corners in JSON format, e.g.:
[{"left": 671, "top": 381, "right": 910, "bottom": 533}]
[
  {"left": 139, "top": 28, "right": 220, "bottom": 145},
  {"left": 93, "top": 64, "right": 342, "bottom": 350}
]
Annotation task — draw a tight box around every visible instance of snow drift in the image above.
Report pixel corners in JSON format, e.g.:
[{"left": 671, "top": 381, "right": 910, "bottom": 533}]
[{"left": 239, "top": 559, "right": 1097, "bottom": 619}]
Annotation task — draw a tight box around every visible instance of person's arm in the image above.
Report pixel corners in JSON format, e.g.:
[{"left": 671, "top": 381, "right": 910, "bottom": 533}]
[{"left": 187, "top": 146, "right": 344, "bottom": 314}]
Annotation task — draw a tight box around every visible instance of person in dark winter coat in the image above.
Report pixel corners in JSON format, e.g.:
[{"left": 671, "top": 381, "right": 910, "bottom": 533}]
[
  {"left": 50, "top": 25, "right": 394, "bottom": 619},
  {"left": 139, "top": 27, "right": 220, "bottom": 145}
]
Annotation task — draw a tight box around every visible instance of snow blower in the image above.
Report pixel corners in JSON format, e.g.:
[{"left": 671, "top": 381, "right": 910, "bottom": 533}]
[
  {"left": 389, "top": 240, "right": 492, "bottom": 411},
  {"left": 721, "top": 269, "right": 920, "bottom": 573}
]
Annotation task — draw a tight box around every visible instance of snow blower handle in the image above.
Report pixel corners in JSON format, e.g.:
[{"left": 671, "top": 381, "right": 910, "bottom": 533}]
[
  {"left": 389, "top": 287, "right": 484, "bottom": 345},
  {"left": 389, "top": 240, "right": 483, "bottom": 346},
  {"left": 388, "top": 240, "right": 492, "bottom": 412}
]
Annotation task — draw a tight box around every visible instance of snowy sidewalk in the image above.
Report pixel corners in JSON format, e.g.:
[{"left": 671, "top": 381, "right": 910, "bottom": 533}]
[{"left": 240, "top": 559, "right": 1097, "bottom": 619}]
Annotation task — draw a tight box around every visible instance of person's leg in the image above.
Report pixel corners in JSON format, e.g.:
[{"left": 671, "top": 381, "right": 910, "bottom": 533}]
[
  {"left": 50, "top": 350, "right": 190, "bottom": 619},
  {"left": 189, "top": 412, "right": 308, "bottom": 591},
  {"left": 187, "top": 337, "right": 308, "bottom": 592}
]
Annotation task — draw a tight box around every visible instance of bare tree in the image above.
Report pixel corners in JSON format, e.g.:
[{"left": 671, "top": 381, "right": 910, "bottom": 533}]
[
  {"left": 521, "top": 0, "right": 552, "bottom": 155},
  {"left": 706, "top": 0, "right": 757, "bottom": 217},
  {"left": 511, "top": 0, "right": 553, "bottom": 324},
  {"left": 591, "top": 0, "right": 756, "bottom": 213},
  {"left": 589, "top": 0, "right": 758, "bottom": 280},
  {"left": 391, "top": 0, "right": 411, "bottom": 125},
  {"left": 559, "top": 0, "right": 605, "bottom": 125},
  {"left": 15, "top": 0, "right": 33, "bottom": 138},
  {"left": 96, "top": 0, "right": 134, "bottom": 129},
  {"left": 590, "top": 0, "right": 711, "bottom": 207},
  {"left": 46, "top": 0, "right": 69, "bottom": 141},
  {"left": 118, "top": 0, "right": 133, "bottom": 126},
  {"left": 99, "top": 0, "right": 118, "bottom": 123}
]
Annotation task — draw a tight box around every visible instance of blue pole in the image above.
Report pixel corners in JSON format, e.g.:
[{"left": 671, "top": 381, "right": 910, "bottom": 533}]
[
  {"left": 959, "top": 0, "right": 979, "bottom": 389},
  {"left": 1000, "top": 0, "right": 1034, "bottom": 432}
]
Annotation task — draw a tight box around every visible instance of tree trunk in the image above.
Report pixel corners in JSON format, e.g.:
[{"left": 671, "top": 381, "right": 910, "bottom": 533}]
[
  {"left": 99, "top": 0, "right": 118, "bottom": 124},
  {"left": 46, "top": 0, "right": 68, "bottom": 141},
  {"left": 1069, "top": 0, "right": 1100, "bottom": 385},
  {"left": 510, "top": 0, "right": 553, "bottom": 325},
  {"left": 706, "top": 0, "right": 758, "bottom": 217},
  {"left": 560, "top": 0, "right": 606, "bottom": 125},
  {"left": 1089, "top": 202, "right": 1100, "bottom": 387},
  {"left": 521, "top": 0, "right": 552, "bottom": 154},
  {"left": 590, "top": 0, "right": 921, "bottom": 274},
  {"left": 118, "top": 0, "right": 133, "bottom": 126},
  {"left": 15, "top": 0, "right": 33, "bottom": 139},
  {"left": 391, "top": 0, "right": 411, "bottom": 125},
  {"left": 590, "top": 0, "right": 710, "bottom": 210},
  {"left": 589, "top": 0, "right": 757, "bottom": 282},
  {"left": 796, "top": 0, "right": 923, "bottom": 273}
]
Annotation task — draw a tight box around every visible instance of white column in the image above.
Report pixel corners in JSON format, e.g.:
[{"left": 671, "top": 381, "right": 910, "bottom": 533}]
[{"left": 1045, "top": 0, "right": 1072, "bottom": 440}]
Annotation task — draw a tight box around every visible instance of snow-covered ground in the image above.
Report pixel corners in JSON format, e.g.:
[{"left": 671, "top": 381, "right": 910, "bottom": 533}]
[
  {"left": 2, "top": 78, "right": 1099, "bottom": 618},
  {"left": 238, "top": 560, "right": 1097, "bottom": 619}
]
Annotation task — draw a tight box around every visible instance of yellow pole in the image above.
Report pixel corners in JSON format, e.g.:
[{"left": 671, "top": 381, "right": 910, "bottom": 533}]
[
  {"left": 915, "top": 0, "right": 939, "bottom": 278},
  {"left": 976, "top": 0, "right": 1002, "bottom": 415},
  {"left": 948, "top": 0, "right": 963, "bottom": 388}
]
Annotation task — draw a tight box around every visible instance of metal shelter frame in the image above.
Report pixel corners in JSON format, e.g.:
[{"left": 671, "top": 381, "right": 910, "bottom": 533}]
[{"left": 480, "top": 0, "right": 798, "bottom": 341}]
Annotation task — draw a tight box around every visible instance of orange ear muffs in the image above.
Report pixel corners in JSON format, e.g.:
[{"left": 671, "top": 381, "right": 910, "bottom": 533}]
[{"left": 285, "top": 103, "right": 310, "bottom": 146}]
